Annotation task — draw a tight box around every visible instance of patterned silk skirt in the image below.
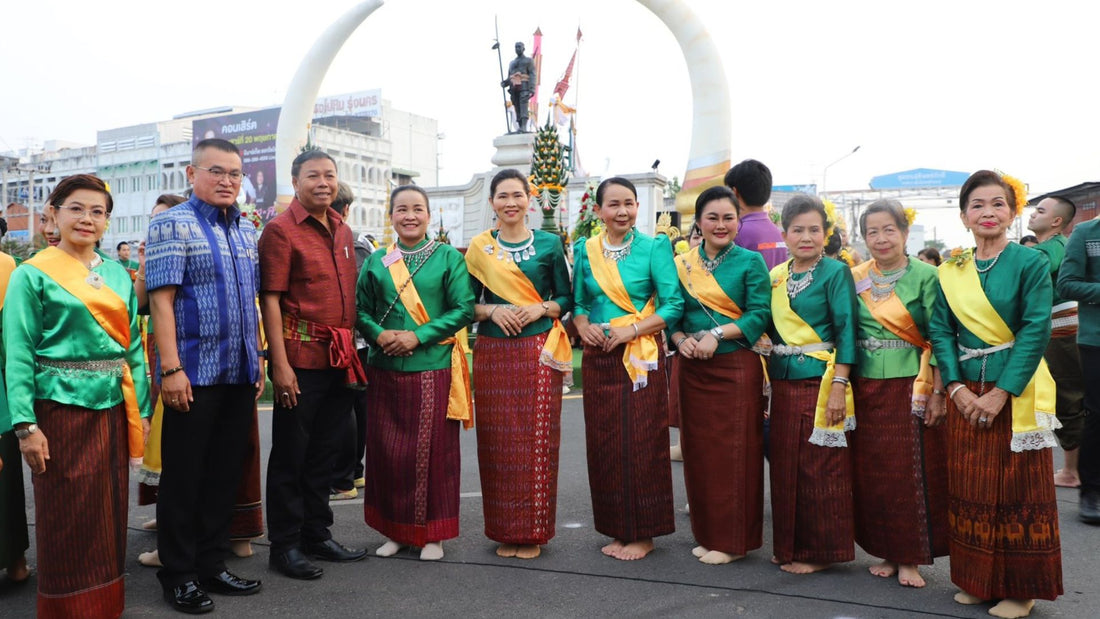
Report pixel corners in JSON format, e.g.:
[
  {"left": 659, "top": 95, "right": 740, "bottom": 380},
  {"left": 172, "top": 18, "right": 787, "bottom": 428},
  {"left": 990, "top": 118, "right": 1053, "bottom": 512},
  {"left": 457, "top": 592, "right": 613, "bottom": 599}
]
[
  {"left": 679, "top": 349, "right": 765, "bottom": 555},
  {"left": 473, "top": 333, "right": 563, "bottom": 545},
  {"left": 33, "top": 400, "right": 128, "bottom": 619},
  {"left": 769, "top": 378, "right": 855, "bottom": 564},
  {"left": 364, "top": 366, "right": 460, "bottom": 547},
  {"left": 851, "top": 376, "right": 949, "bottom": 565},
  {"left": 581, "top": 344, "right": 675, "bottom": 542},
  {"left": 946, "top": 381, "right": 1062, "bottom": 601}
]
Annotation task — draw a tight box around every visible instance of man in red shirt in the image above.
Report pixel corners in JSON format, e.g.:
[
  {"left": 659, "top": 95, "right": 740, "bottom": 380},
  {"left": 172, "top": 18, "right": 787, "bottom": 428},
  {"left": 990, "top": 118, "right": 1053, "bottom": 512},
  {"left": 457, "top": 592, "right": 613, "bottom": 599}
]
[{"left": 259, "top": 150, "right": 367, "bottom": 580}]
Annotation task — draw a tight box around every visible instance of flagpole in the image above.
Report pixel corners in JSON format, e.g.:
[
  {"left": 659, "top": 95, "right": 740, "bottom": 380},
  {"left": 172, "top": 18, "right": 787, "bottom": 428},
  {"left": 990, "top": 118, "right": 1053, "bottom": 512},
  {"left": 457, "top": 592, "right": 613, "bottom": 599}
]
[
  {"left": 493, "top": 16, "right": 510, "bottom": 134},
  {"left": 573, "top": 25, "right": 582, "bottom": 175}
]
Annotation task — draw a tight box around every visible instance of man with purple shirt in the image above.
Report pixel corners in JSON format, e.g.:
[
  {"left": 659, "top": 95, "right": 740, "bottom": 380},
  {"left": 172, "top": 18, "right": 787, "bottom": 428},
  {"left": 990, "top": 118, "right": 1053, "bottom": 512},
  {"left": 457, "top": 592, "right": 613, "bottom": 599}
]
[{"left": 725, "top": 159, "right": 788, "bottom": 270}]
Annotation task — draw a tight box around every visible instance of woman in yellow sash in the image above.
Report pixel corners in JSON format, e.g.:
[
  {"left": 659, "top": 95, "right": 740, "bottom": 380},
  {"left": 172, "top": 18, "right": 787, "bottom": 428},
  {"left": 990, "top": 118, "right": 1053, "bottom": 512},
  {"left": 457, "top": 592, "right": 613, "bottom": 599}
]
[
  {"left": 356, "top": 185, "right": 475, "bottom": 561},
  {"left": 467, "top": 169, "right": 573, "bottom": 560},
  {"left": 767, "top": 194, "right": 858, "bottom": 575},
  {"left": 572, "top": 176, "right": 684, "bottom": 561},
  {"left": 670, "top": 186, "right": 771, "bottom": 565},
  {"left": 928, "top": 170, "right": 1062, "bottom": 618},
  {"left": 849, "top": 199, "right": 949, "bottom": 589},
  {"left": 4, "top": 174, "right": 152, "bottom": 618}
]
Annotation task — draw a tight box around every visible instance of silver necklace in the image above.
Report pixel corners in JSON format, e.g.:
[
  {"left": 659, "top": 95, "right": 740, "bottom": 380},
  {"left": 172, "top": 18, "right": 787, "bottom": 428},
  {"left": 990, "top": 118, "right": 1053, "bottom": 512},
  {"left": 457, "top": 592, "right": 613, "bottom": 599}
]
[
  {"left": 601, "top": 232, "right": 634, "bottom": 263},
  {"left": 700, "top": 243, "right": 733, "bottom": 273},
  {"left": 869, "top": 262, "right": 908, "bottom": 301},
  {"left": 975, "top": 248, "right": 1005, "bottom": 274},
  {"left": 399, "top": 240, "right": 437, "bottom": 272},
  {"left": 85, "top": 255, "right": 104, "bottom": 289},
  {"left": 786, "top": 255, "right": 823, "bottom": 299},
  {"left": 496, "top": 230, "right": 537, "bottom": 262}
]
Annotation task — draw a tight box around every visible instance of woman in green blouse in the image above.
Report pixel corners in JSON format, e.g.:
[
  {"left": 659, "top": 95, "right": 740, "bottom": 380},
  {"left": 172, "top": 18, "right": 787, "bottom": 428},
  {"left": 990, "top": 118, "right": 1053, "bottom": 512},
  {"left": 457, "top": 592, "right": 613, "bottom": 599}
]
[
  {"left": 356, "top": 185, "right": 475, "bottom": 562},
  {"left": 670, "top": 186, "right": 771, "bottom": 565},
  {"left": 767, "top": 194, "right": 858, "bottom": 575},
  {"left": 572, "top": 176, "right": 683, "bottom": 561},
  {"left": 928, "top": 170, "right": 1061, "bottom": 618},
  {"left": 4, "top": 174, "right": 151, "bottom": 617},
  {"left": 467, "top": 169, "right": 573, "bottom": 560},
  {"left": 849, "top": 199, "right": 948, "bottom": 588}
]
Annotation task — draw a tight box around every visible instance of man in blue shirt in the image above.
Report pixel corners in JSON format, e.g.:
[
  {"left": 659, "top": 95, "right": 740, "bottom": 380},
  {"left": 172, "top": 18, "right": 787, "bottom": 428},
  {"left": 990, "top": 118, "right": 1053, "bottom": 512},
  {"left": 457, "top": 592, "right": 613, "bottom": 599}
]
[{"left": 146, "top": 138, "right": 264, "bottom": 613}]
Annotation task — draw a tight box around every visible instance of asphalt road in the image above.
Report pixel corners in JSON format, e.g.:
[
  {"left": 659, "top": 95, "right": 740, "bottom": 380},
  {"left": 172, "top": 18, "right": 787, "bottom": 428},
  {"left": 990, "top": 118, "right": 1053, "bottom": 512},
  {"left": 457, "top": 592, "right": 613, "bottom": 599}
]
[{"left": 2, "top": 393, "right": 1097, "bottom": 618}]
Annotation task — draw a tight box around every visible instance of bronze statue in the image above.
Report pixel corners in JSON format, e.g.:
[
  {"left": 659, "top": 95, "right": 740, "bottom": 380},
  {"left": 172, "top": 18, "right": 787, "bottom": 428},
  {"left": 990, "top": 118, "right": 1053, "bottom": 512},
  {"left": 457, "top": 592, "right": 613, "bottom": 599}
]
[{"left": 501, "top": 42, "right": 536, "bottom": 133}]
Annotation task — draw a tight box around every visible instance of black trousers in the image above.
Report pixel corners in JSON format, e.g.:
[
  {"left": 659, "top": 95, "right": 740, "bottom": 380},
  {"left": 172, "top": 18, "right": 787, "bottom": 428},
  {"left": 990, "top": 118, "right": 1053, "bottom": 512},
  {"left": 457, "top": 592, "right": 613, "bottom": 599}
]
[
  {"left": 266, "top": 368, "right": 356, "bottom": 554},
  {"left": 335, "top": 349, "right": 369, "bottom": 490},
  {"left": 1078, "top": 345, "right": 1100, "bottom": 497},
  {"left": 157, "top": 384, "right": 256, "bottom": 588}
]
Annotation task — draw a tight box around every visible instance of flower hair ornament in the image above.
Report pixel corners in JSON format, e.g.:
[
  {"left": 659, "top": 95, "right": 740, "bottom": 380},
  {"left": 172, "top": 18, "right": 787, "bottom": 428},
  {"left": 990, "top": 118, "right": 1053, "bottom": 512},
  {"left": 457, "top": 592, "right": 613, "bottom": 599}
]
[
  {"left": 904, "top": 207, "right": 917, "bottom": 227},
  {"left": 996, "top": 170, "right": 1028, "bottom": 216},
  {"left": 822, "top": 198, "right": 841, "bottom": 239}
]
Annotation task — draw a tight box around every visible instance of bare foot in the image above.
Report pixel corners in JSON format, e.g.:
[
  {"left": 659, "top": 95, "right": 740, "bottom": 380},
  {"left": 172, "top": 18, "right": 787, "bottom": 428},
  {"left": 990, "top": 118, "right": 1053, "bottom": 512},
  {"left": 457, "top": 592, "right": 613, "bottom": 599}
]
[
  {"left": 897, "top": 564, "right": 925, "bottom": 588},
  {"left": 420, "top": 542, "right": 444, "bottom": 561},
  {"left": 770, "top": 555, "right": 781, "bottom": 565},
  {"left": 868, "top": 560, "right": 897, "bottom": 578},
  {"left": 692, "top": 545, "right": 708, "bottom": 558},
  {"left": 141, "top": 518, "right": 157, "bottom": 531},
  {"left": 601, "top": 539, "right": 624, "bottom": 557},
  {"left": 954, "top": 590, "right": 987, "bottom": 605},
  {"left": 496, "top": 544, "right": 518, "bottom": 558},
  {"left": 611, "top": 539, "right": 654, "bottom": 561},
  {"left": 138, "top": 550, "right": 162, "bottom": 567},
  {"left": 376, "top": 540, "right": 405, "bottom": 557},
  {"left": 1054, "top": 469, "right": 1081, "bottom": 488},
  {"left": 780, "top": 561, "right": 830, "bottom": 574},
  {"left": 230, "top": 540, "right": 253, "bottom": 558},
  {"left": 6, "top": 556, "right": 29, "bottom": 582},
  {"left": 670, "top": 444, "right": 683, "bottom": 462},
  {"left": 700, "top": 550, "right": 742, "bottom": 565},
  {"left": 989, "top": 599, "right": 1035, "bottom": 618},
  {"left": 515, "top": 545, "right": 541, "bottom": 559}
]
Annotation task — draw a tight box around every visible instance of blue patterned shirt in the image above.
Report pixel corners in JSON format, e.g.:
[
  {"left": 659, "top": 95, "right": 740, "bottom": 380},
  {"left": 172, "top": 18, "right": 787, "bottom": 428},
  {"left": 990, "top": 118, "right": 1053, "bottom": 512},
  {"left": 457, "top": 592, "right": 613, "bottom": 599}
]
[{"left": 145, "top": 197, "right": 260, "bottom": 385}]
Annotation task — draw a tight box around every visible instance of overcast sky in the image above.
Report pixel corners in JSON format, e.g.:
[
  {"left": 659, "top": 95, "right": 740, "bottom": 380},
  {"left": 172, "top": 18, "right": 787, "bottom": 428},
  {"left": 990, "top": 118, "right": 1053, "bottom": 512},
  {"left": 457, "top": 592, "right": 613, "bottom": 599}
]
[{"left": 2, "top": 0, "right": 1096, "bottom": 247}]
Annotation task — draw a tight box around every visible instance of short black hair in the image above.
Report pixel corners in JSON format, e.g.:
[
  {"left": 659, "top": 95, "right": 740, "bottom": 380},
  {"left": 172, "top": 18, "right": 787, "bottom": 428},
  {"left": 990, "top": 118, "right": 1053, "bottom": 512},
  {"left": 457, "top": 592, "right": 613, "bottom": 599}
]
[
  {"left": 723, "top": 159, "right": 772, "bottom": 207},
  {"left": 694, "top": 185, "right": 740, "bottom": 221},
  {"left": 116, "top": 241, "right": 130, "bottom": 251},
  {"left": 192, "top": 138, "right": 240, "bottom": 165},
  {"left": 780, "top": 193, "right": 827, "bottom": 232},
  {"left": 292, "top": 149, "right": 337, "bottom": 179}
]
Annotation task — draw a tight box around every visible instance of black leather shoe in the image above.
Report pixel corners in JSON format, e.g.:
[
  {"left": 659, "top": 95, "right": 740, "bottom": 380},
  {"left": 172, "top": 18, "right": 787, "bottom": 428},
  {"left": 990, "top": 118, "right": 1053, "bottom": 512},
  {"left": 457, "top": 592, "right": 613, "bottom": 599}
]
[
  {"left": 1081, "top": 492, "right": 1100, "bottom": 524},
  {"left": 199, "top": 570, "right": 262, "bottom": 596},
  {"left": 303, "top": 538, "right": 367, "bottom": 563},
  {"left": 164, "top": 581, "right": 214, "bottom": 614},
  {"left": 270, "top": 548, "right": 324, "bottom": 580}
]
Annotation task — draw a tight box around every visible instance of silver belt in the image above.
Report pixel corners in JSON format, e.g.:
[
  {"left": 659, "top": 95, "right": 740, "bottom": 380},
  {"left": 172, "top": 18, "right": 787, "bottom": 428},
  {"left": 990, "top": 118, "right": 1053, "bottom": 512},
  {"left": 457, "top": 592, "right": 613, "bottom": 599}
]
[
  {"left": 1052, "top": 315, "right": 1078, "bottom": 329},
  {"left": 858, "top": 337, "right": 917, "bottom": 351},
  {"left": 957, "top": 342, "right": 1013, "bottom": 362},
  {"left": 772, "top": 341, "right": 834, "bottom": 357},
  {"left": 37, "top": 357, "right": 126, "bottom": 376}
]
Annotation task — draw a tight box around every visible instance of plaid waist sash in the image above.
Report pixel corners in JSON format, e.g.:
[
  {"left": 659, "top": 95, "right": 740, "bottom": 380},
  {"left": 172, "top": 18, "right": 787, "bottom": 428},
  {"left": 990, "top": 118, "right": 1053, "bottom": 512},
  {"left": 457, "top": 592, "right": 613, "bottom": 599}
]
[{"left": 283, "top": 316, "right": 367, "bottom": 389}]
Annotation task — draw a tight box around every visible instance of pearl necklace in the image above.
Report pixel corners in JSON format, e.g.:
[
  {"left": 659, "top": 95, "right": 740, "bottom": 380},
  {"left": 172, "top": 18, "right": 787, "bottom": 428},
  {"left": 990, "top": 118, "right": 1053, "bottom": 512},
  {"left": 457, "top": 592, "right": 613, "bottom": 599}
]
[
  {"left": 786, "top": 255, "right": 823, "bottom": 299},
  {"left": 601, "top": 232, "right": 634, "bottom": 262},
  {"left": 975, "top": 247, "right": 1006, "bottom": 274}
]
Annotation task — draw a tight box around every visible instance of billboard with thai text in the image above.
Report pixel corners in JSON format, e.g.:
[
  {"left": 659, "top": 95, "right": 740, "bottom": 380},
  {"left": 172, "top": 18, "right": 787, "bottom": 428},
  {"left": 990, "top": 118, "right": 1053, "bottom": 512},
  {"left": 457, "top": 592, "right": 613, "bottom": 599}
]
[
  {"left": 313, "top": 89, "right": 382, "bottom": 119},
  {"left": 192, "top": 107, "right": 280, "bottom": 226}
]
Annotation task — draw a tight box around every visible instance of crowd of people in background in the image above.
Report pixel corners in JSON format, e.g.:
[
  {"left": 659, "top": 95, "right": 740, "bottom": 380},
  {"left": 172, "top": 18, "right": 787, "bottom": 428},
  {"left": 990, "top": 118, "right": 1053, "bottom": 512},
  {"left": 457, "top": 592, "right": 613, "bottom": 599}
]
[{"left": 0, "top": 146, "right": 1094, "bottom": 619}]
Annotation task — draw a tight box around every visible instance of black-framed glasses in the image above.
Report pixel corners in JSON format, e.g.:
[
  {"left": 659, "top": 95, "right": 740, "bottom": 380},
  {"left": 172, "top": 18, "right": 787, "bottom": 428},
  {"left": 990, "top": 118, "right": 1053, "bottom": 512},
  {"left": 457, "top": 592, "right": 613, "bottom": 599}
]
[{"left": 194, "top": 166, "right": 244, "bottom": 182}]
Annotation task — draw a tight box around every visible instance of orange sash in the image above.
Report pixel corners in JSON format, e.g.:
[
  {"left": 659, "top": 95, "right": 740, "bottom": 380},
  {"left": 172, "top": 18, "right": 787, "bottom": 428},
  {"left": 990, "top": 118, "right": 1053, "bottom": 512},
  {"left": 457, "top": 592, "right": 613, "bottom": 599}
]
[
  {"left": 674, "top": 249, "right": 743, "bottom": 320},
  {"left": 585, "top": 234, "right": 658, "bottom": 390},
  {"left": 851, "top": 260, "right": 933, "bottom": 415},
  {"left": 465, "top": 230, "right": 572, "bottom": 373},
  {"left": 26, "top": 247, "right": 144, "bottom": 463},
  {"left": 385, "top": 244, "right": 473, "bottom": 429},
  {"left": 0, "top": 252, "right": 15, "bottom": 311}
]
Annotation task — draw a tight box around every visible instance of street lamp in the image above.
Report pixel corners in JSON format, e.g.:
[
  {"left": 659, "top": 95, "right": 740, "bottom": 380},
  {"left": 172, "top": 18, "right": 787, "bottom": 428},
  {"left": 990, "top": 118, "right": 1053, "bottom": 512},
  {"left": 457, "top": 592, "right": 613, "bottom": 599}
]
[{"left": 820, "top": 145, "right": 860, "bottom": 196}]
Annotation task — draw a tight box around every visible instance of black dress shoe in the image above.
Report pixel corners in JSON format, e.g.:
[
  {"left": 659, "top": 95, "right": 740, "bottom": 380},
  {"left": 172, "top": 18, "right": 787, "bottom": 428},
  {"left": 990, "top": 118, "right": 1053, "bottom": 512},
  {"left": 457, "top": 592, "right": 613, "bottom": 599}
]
[
  {"left": 1081, "top": 492, "right": 1100, "bottom": 524},
  {"left": 199, "top": 570, "right": 263, "bottom": 596},
  {"left": 164, "top": 580, "right": 214, "bottom": 614},
  {"left": 303, "top": 538, "right": 368, "bottom": 563},
  {"left": 270, "top": 548, "right": 324, "bottom": 580}
]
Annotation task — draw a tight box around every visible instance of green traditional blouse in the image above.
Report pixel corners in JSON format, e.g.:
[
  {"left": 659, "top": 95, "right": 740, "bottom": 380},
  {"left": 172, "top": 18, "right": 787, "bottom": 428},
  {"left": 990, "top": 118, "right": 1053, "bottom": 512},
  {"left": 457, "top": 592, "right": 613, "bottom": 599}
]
[
  {"left": 1033, "top": 234, "right": 1067, "bottom": 307},
  {"left": 356, "top": 239, "right": 476, "bottom": 372},
  {"left": 1058, "top": 219, "right": 1100, "bottom": 347},
  {"left": 767, "top": 256, "right": 858, "bottom": 380},
  {"left": 2, "top": 259, "right": 152, "bottom": 429},
  {"left": 573, "top": 230, "right": 684, "bottom": 326},
  {"left": 470, "top": 229, "right": 573, "bottom": 338},
  {"left": 928, "top": 242, "right": 1052, "bottom": 396},
  {"left": 672, "top": 244, "right": 772, "bottom": 355},
  {"left": 853, "top": 257, "right": 939, "bottom": 379}
]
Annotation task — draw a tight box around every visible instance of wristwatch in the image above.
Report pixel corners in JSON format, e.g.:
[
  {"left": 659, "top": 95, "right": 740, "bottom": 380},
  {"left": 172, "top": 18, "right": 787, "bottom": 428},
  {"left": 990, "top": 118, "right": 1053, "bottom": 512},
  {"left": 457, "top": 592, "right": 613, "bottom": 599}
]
[
  {"left": 709, "top": 326, "right": 724, "bottom": 341},
  {"left": 14, "top": 424, "right": 38, "bottom": 440}
]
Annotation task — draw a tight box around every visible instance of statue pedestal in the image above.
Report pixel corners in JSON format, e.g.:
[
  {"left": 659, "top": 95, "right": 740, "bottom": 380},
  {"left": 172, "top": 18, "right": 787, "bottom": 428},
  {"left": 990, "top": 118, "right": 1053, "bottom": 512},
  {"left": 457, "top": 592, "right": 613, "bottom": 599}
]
[{"left": 490, "top": 133, "right": 535, "bottom": 174}]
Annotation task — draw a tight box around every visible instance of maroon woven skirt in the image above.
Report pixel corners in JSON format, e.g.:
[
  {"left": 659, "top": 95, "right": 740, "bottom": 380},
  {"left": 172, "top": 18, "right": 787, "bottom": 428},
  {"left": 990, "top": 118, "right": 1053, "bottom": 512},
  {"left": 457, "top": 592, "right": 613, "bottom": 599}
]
[
  {"left": 581, "top": 344, "right": 674, "bottom": 542},
  {"left": 769, "top": 378, "right": 855, "bottom": 564},
  {"left": 363, "top": 366, "right": 460, "bottom": 546},
  {"left": 473, "top": 333, "right": 563, "bottom": 545},
  {"left": 946, "top": 381, "right": 1062, "bottom": 601},
  {"left": 851, "top": 376, "right": 949, "bottom": 565},
  {"left": 33, "top": 400, "right": 128, "bottom": 619},
  {"left": 679, "top": 349, "right": 765, "bottom": 555}
]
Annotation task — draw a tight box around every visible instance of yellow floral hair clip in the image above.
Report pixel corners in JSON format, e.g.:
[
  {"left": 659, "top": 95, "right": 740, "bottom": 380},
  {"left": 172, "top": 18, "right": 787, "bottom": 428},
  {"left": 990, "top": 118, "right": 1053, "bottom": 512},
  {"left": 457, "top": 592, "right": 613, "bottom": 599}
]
[
  {"left": 904, "top": 207, "right": 917, "bottom": 227},
  {"left": 997, "top": 171, "right": 1027, "bottom": 216}
]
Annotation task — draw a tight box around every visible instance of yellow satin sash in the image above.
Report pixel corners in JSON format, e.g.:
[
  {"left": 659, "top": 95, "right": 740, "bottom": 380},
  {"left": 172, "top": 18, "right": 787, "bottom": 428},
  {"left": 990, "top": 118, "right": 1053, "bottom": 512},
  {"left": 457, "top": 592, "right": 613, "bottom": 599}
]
[
  {"left": 0, "top": 252, "right": 16, "bottom": 311},
  {"left": 937, "top": 257, "right": 1058, "bottom": 448},
  {"left": 770, "top": 261, "right": 854, "bottom": 447},
  {"left": 585, "top": 234, "right": 658, "bottom": 390},
  {"left": 26, "top": 247, "right": 144, "bottom": 462},
  {"left": 851, "top": 260, "right": 933, "bottom": 416},
  {"left": 465, "top": 230, "right": 572, "bottom": 373},
  {"left": 385, "top": 244, "right": 473, "bottom": 429}
]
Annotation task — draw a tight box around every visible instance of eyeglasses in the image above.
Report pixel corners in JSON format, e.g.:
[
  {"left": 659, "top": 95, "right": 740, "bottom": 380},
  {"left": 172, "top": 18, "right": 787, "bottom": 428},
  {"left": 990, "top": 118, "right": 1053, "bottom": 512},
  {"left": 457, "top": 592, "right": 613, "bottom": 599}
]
[
  {"left": 194, "top": 166, "right": 244, "bottom": 182},
  {"left": 55, "top": 204, "right": 110, "bottom": 221}
]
